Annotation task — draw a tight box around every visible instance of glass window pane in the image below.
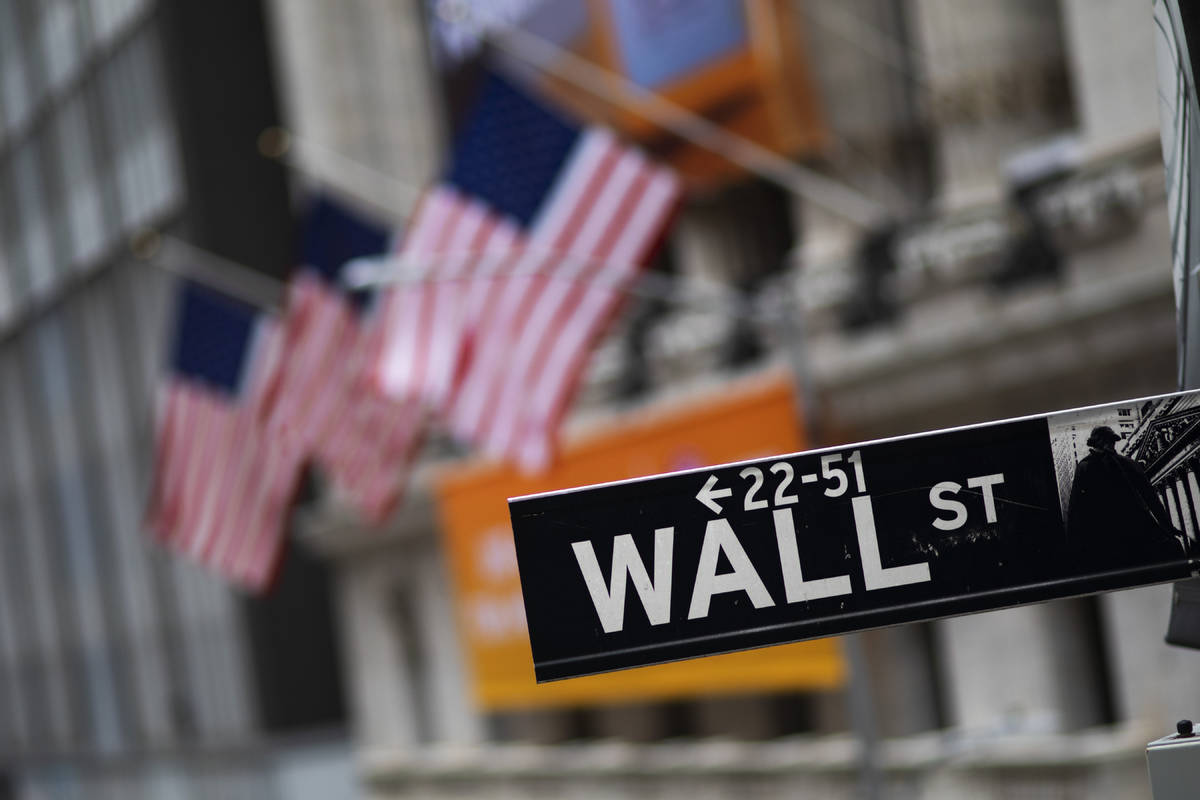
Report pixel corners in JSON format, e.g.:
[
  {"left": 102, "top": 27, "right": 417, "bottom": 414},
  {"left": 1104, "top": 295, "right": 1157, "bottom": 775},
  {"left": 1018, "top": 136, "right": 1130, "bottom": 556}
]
[
  {"left": 88, "top": 0, "right": 146, "bottom": 46},
  {"left": 32, "top": 313, "right": 126, "bottom": 752},
  {"left": 0, "top": 0, "right": 34, "bottom": 134},
  {"left": 52, "top": 93, "right": 108, "bottom": 268},
  {"left": 38, "top": 0, "right": 84, "bottom": 91},
  {"left": 137, "top": 35, "right": 183, "bottom": 221},
  {"left": 101, "top": 29, "right": 182, "bottom": 230},
  {"left": 79, "top": 281, "right": 174, "bottom": 741},
  {"left": 0, "top": 250, "right": 13, "bottom": 327},
  {"left": 0, "top": 343, "right": 76, "bottom": 747},
  {"left": 0, "top": 358, "right": 31, "bottom": 752},
  {"left": 12, "top": 139, "right": 58, "bottom": 297},
  {"left": 0, "top": 165, "right": 29, "bottom": 312},
  {"left": 0, "top": 187, "right": 17, "bottom": 325},
  {"left": 100, "top": 35, "right": 139, "bottom": 228},
  {"left": 117, "top": 37, "right": 151, "bottom": 227}
]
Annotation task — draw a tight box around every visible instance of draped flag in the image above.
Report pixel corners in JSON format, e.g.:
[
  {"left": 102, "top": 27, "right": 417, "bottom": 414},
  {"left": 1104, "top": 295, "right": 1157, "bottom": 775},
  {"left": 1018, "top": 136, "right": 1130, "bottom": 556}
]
[
  {"left": 145, "top": 281, "right": 304, "bottom": 591},
  {"left": 375, "top": 71, "right": 681, "bottom": 470},
  {"left": 265, "top": 196, "right": 425, "bottom": 524}
]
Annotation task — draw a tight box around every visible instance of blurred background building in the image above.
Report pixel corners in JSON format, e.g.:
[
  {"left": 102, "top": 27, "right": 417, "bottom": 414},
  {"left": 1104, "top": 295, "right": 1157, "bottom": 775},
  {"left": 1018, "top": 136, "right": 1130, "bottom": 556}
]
[
  {"left": 0, "top": 1, "right": 351, "bottom": 797},
  {"left": 0, "top": 0, "right": 1195, "bottom": 798}
]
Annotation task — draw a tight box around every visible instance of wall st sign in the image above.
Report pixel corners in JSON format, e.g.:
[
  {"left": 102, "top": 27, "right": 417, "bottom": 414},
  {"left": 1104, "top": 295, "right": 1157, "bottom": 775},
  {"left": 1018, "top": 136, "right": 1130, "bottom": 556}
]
[{"left": 511, "top": 391, "right": 1200, "bottom": 681}]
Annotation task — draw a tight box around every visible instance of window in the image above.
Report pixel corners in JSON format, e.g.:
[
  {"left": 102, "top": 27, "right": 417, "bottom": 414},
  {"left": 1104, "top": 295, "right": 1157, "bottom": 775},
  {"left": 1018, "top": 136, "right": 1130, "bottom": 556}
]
[
  {"left": 0, "top": 0, "right": 34, "bottom": 137},
  {"left": 31, "top": 316, "right": 127, "bottom": 752},
  {"left": 11, "top": 140, "right": 57, "bottom": 298},
  {"left": 0, "top": 174, "right": 19, "bottom": 322},
  {"left": 100, "top": 29, "right": 182, "bottom": 230},
  {"left": 0, "top": 9, "right": 181, "bottom": 322},
  {"left": 1, "top": 342, "right": 77, "bottom": 747},
  {"left": 37, "top": 0, "right": 85, "bottom": 92},
  {"left": 0, "top": 248, "right": 13, "bottom": 326},
  {"left": 88, "top": 0, "right": 147, "bottom": 46},
  {"left": 52, "top": 92, "right": 108, "bottom": 268},
  {"left": 77, "top": 281, "right": 174, "bottom": 741}
]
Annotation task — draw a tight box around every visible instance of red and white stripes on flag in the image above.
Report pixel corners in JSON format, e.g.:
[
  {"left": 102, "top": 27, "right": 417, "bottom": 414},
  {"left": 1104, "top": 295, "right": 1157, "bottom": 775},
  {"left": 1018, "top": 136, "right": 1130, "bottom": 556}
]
[
  {"left": 375, "top": 128, "right": 680, "bottom": 470},
  {"left": 266, "top": 274, "right": 424, "bottom": 523},
  {"left": 146, "top": 315, "right": 304, "bottom": 591},
  {"left": 374, "top": 186, "right": 521, "bottom": 409}
]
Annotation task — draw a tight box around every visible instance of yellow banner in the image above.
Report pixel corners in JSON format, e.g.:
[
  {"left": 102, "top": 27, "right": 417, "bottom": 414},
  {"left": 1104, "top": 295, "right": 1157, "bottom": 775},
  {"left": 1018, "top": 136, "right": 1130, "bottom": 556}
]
[{"left": 435, "top": 371, "right": 845, "bottom": 710}]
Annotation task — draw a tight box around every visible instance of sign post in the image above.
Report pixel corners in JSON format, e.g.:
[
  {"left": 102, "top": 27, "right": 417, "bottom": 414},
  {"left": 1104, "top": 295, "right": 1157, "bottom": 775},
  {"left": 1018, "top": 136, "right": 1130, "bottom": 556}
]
[{"left": 510, "top": 390, "right": 1200, "bottom": 682}]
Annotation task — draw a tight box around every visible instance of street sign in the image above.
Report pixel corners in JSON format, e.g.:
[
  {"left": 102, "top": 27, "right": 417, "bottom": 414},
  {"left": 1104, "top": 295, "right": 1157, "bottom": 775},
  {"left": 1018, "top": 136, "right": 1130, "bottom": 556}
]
[{"left": 510, "top": 389, "right": 1200, "bottom": 682}]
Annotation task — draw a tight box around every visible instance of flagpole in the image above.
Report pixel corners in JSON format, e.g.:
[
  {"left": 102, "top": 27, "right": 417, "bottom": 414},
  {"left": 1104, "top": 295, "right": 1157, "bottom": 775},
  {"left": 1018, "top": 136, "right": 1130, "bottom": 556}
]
[
  {"left": 343, "top": 249, "right": 776, "bottom": 323},
  {"left": 130, "top": 230, "right": 285, "bottom": 313},
  {"left": 132, "top": 229, "right": 805, "bottom": 327},
  {"left": 258, "top": 128, "right": 423, "bottom": 225}
]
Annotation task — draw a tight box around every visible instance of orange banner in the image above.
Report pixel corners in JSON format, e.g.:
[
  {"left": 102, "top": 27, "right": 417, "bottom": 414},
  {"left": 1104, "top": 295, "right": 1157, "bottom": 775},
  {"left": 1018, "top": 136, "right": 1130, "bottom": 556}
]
[{"left": 436, "top": 371, "right": 845, "bottom": 709}]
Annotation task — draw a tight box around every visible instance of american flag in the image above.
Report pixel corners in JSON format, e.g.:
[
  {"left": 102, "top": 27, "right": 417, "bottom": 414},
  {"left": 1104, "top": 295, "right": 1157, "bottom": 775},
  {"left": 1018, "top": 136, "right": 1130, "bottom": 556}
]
[
  {"left": 264, "top": 197, "right": 425, "bottom": 524},
  {"left": 375, "top": 72, "right": 680, "bottom": 470},
  {"left": 145, "top": 281, "right": 304, "bottom": 591}
]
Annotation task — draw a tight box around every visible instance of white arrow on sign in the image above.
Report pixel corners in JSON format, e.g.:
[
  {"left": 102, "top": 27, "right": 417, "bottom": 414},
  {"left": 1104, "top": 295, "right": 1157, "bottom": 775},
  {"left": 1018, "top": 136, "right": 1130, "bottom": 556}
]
[{"left": 696, "top": 474, "right": 733, "bottom": 514}]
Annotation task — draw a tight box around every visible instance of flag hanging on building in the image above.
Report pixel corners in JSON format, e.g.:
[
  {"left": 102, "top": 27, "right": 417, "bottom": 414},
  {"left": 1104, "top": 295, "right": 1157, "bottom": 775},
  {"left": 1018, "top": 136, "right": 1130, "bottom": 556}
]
[
  {"left": 374, "top": 71, "right": 681, "bottom": 471},
  {"left": 265, "top": 196, "right": 425, "bottom": 524},
  {"left": 145, "top": 281, "right": 305, "bottom": 591}
]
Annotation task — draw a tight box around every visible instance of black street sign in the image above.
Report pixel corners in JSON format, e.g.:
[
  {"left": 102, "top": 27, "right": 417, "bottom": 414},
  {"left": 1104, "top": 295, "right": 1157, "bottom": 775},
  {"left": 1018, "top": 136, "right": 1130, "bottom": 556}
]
[{"left": 509, "top": 390, "right": 1200, "bottom": 682}]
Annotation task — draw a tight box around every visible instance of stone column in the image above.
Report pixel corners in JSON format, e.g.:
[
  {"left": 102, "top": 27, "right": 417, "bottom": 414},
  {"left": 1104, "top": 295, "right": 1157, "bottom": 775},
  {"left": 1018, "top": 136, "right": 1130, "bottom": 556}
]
[
  {"left": 909, "top": 0, "right": 1073, "bottom": 206},
  {"left": 1186, "top": 469, "right": 1200, "bottom": 545},
  {"left": 1175, "top": 474, "right": 1196, "bottom": 541},
  {"left": 411, "top": 545, "right": 485, "bottom": 745},
  {"left": 936, "top": 600, "right": 1107, "bottom": 734},
  {"left": 1103, "top": 584, "right": 1200, "bottom": 732},
  {"left": 861, "top": 625, "right": 942, "bottom": 736},
  {"left": 1059, "top": 0, "right": 1160, "bottom": 154},
  {"left": 1164, "top": 483, "right": 1182, "bottom": 529},
  {"left": 336, "top": 558, "right": 420, "bottom": 749}
]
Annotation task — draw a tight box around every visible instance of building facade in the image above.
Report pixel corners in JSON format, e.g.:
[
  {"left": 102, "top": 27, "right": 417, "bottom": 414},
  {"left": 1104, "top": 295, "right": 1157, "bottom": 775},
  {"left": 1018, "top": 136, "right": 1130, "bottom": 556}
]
[{"left": 0, "top": 1, "right": 351, "bottom": 797}]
